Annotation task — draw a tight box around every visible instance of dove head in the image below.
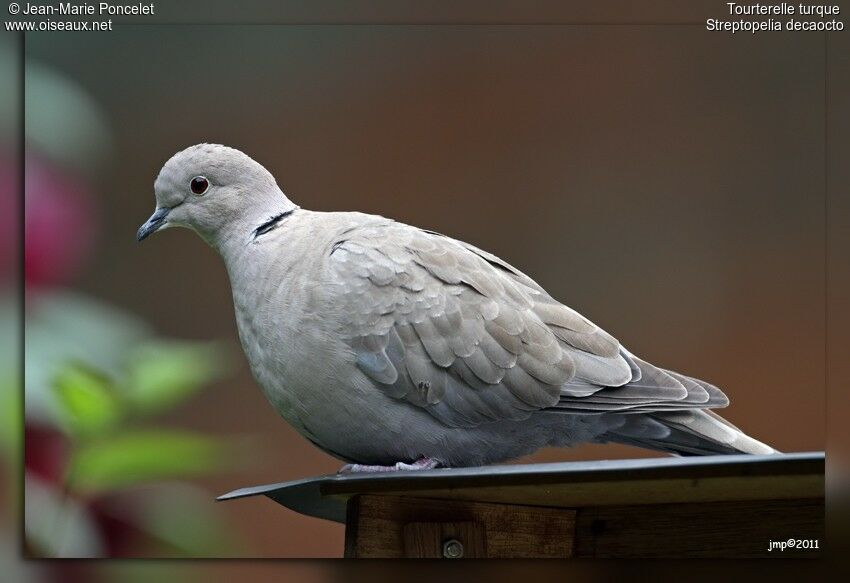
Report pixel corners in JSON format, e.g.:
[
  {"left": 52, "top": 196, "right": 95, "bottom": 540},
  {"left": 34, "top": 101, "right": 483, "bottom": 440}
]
[{"left": 137, "top": 144, "right": 298, "bottom": 248}]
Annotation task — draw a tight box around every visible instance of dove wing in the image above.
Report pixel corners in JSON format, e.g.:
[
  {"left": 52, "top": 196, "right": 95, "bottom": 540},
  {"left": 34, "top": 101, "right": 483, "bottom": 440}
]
[{"left": 326, "top": 219, "right": 726, "bottom": 428}]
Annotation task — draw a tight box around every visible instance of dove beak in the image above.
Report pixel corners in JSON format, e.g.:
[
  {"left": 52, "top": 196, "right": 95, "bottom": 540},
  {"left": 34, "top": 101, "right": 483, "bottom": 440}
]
[{"left": 136, "top": 206, "right": 170, "bottom": 242}]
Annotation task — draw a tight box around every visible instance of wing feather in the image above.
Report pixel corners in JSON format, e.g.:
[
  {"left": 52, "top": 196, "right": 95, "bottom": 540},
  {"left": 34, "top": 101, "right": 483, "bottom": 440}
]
[{"left": 330, "top": 218, "right": 730, "bottom": 428}]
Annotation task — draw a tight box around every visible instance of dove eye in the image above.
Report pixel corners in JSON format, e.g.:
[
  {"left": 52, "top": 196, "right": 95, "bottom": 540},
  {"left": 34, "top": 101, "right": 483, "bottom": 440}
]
[{"left": 190, "top": 176, "right": 210, "bottom": 196}]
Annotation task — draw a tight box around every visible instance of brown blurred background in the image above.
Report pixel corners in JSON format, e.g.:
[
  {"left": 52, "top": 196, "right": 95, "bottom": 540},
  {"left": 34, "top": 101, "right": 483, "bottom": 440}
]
[{"left": 23, "top": 24, "right": 826, "bottom": 558}]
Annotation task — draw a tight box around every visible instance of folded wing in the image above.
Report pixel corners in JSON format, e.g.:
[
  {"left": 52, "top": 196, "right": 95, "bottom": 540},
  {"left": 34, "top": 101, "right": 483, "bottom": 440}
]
[{"left": 327, "top": 219, "right": 728, "bottom": 432}]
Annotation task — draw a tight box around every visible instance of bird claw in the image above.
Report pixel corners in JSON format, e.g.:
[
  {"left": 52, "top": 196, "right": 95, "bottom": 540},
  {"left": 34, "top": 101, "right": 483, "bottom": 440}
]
[{"left": 337, "top": 456, "right": 442, "bottom": 474}]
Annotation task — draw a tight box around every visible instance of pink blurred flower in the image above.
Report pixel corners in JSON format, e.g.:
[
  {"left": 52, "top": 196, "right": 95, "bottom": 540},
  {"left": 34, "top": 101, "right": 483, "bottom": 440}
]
[
  {"left": 24, "top": 153, "right": 97, "bottom": 290},
  {"left": 24, "top": 423, "right": 68, "bottom": 486}
]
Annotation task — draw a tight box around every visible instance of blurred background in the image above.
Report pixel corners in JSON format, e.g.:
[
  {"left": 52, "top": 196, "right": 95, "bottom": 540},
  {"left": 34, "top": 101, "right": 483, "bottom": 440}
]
[{"left": 6, "top": 21, "right": 829, "bottom": 563}]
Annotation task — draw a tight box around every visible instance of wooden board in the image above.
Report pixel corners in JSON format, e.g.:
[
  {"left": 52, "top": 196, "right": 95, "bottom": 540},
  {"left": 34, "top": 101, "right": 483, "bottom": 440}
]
[
  {"left": 332, "top": 473, "right": 823, "bottom": 510},
  {"left": 573, "top": 497, "right": 823, "bottom": 558},
  {"left": 345, "top": 495, "right": 822, "bottom": 558},
  {"left": 345, "top": 495, "right": 576, "bottom": 558}
]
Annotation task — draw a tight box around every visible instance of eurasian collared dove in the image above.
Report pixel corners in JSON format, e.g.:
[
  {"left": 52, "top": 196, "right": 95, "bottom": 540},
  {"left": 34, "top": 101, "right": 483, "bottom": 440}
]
[{"left": 137, "top": 144, "right": 776, "bottom": 472}]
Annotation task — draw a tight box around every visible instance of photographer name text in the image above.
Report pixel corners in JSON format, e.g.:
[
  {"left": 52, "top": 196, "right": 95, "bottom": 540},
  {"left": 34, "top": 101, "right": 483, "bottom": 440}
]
[{"left": 17, "top": 2, "right": 154, "bottom": 16}]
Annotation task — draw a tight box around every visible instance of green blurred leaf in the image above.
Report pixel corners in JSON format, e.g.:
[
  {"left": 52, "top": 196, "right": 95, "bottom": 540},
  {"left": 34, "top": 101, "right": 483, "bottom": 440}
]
[
  {"left": 25, "top": 291, "right": 151, "bottom": 426},
  {"left": 124, "top": 340, "right": 230, "bottom": 415},
  {"left": 0, "top": 376, "right": 20, "bottom": 452},
  {"left": 52, "top": 363, "right": 121, "bottom": 436},
  {"left": 67, "top": 430, "right": 227, "bottom": 493}
]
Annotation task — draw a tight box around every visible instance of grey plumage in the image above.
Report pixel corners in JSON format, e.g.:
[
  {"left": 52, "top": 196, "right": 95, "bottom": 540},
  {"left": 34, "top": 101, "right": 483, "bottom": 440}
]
[{"left": 138, "top": 144, "right": 776, "bottom": 468}]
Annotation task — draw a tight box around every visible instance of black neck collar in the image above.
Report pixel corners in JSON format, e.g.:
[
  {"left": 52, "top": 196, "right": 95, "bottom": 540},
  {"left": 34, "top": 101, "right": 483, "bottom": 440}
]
[{"left": 252, "top": 209, "right": 295, "bottom": 239}]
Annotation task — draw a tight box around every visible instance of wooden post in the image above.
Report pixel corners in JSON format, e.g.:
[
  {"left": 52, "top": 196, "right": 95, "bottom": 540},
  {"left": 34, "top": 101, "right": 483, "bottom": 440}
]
[{"left": 344, "top": 495, "right": 823, "bottom": 558}]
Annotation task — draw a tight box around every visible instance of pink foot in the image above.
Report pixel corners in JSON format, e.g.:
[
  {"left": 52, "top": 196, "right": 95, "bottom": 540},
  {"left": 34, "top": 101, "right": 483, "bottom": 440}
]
[{"left": 338, "top": 456, "right": 442, "bottom": 474}]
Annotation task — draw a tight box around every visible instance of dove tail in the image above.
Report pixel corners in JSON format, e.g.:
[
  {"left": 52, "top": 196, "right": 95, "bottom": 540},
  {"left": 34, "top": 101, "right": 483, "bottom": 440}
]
[{"left": 602, "top": 409, "right": 778, "bottom": 456}]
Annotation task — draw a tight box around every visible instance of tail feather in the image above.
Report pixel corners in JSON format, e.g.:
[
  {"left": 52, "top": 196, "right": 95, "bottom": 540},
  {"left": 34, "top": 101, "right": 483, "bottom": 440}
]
[
  {"left": 559, "top": 349, "right": 776, "bottom": 456},
  {"left": 600, "top": 409, "right": 777, "bottom": 456}
]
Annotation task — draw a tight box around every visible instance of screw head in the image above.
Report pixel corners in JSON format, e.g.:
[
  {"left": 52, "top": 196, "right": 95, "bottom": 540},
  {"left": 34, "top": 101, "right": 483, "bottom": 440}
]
[{"left": 442, "top": 538, "right": 464, "bottom": 558}]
